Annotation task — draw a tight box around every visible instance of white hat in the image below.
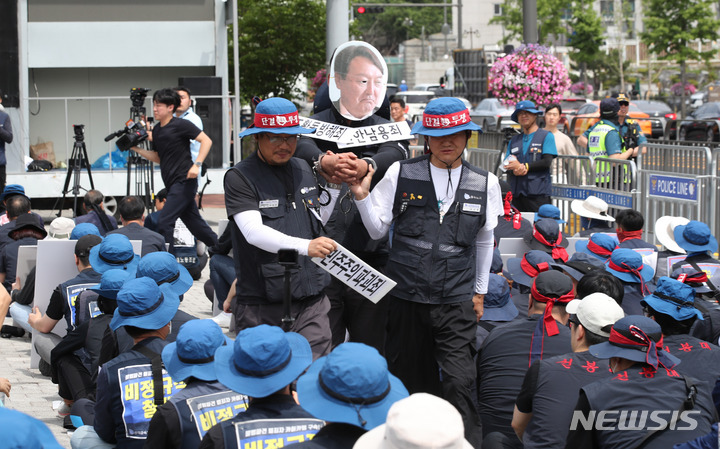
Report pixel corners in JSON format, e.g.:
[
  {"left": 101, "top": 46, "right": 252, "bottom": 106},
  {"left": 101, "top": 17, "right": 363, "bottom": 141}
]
[
  {"left": 566, "top": 293, "right": 625, "bottom": 337},
  {"left": 570, "top": 196, "right": 615, "bottom": 222},
  {"left": 655, "top": 216, "right": 689, "bottom": 254},
  {"left": 46, "top": 217, "right": 75, "bottom": 240},
  {"left": 353, "top": 393, "right": 473, "bottom": 449}
]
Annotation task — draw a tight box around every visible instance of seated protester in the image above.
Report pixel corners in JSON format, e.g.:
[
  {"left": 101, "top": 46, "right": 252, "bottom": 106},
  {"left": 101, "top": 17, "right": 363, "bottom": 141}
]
[
  {"left": 495, "top": 180, "right": 532, "bottom": 241},
  {"left": 476, "top": 273, "right": 520, "bottom": 350},
  {"left": 505, "top": 250, "right": 559, "bottom": 318},
  {"left": 575, "top": 270, "right": 624, "bottom": 306},
  {"left": 0, "top": 185, "right": 45, "bottom": 236},
  {"left": 524, "top": 218, "right": 569, "bottom": 263},
  {"left": 566, "top": 316, "right": 716, "bottom": 449},
  {"left": 22, "top": 235, "right": 103, "bottom": 367},
  {"left": 89, "top": 234, "right": 140, "bottom": 276},
  {"left": 208, "top": 224, "right": 235, "bottom": 328},
  {"left": 570, "top": 195, "right": 615, "bottom": 237},
  {"left": 353, "top": 393, "right": 473, "bottom": 449},
  {"left": 643, "top": 278, "right": 720, "bottom": 408},
  {"left": 604, "top": 248, "right": 654, "bottom": 316},
  {"left": 144, "top": 319, "right": 248, "bottom": 449},
  {"left": 107, "top": 196, "right": 166, "bottom": 256},
  {"left": 673, "top": 423, "right": 720, "bottom": 449},
  {"left": 553, "top": 255, "right": 600, "bottom": 291},
  {"left": 293, "top": 342, "right": 409, "bottom": 448},
  {"left": 74, "top": 190, "right": 118, "bottom": 236},
  {"left": 533, "top": 204, "right": 565, "bottom": 228},
  {"left": 0, "top": 212, "right": 47, "bottom": 291},
  {"left": 0, "top": 408, "right": 66, "bottom": 449},
  {"left": 47, "top": 216, "right": 76, "bottom": 240},
  {"left": 615, "top": 209, "right": 658, "bottom": 271},
  {"left": 655, "top": 215, "right": 689, "bottom": 281},
  {"left": 0, "top": 193, "right": 36, "bottom": 253},
  {"left": 512, "top": 293, "right": 624, "bottom": 449},
  {"left": 200, "top": 325, "right": 324, "bottom": 449},
  {"left": 143, "top": 188, "right": 167, "bottom": 234},
  {"left": 71, "top": 223, "right": 102, "bottom": 240},
  {"left": 477, "top": 270, "right": 573, "bottom": 447},
  {"left": 574, "top": 232, "right": 618, "bottom": 266},
  {"left": 70, "top": 277, "right": 181, "bottom": 449}
]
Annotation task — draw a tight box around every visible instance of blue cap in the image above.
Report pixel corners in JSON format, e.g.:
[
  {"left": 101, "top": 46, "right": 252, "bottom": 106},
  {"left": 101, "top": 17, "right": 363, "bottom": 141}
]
[
  {"left": 535, "top": 204, "right": 565, "bottom": 224},
  {"left": 674, "top": 221, "right": 718, "bottom": 254},
  {"left": 411, "top": 97, "right": 482, "bottom": 137},
  {"left": 600, "top": 98, "right": 620, "bottom": 118},
  {"left": 89, "top": 234, "right": 139, "bottom": 274},
  {"left": 137, "top": 252, "right": 193, "bottom": 296},
  {"left": 71, "top": 222, "right": 101, "bottom": 240},
  {"left": 511, "top": 100, "right": 543, "bottom": 123},
  {"left": 590, "top": 315, "right": 680, "bottom": 368},
  {"left": 604, "top": 248, "right": 654, "bottom": 283},
  {"left": 297, "top": 342, "right": 409, "bottom": 430},
  {"left": 0, "top": 184, "right": 28, "bottom": 202},
  {"left": 482, "top": 274, "right": 518, "bottom": 322},
  {"left": 506, "top": 250, "right": 557, "bottom": 288},
  {"left": 575, "top": 233, "right": 619, "bottom": 262},
  {"left": 89, "top": 269, "right": 133, "bottom": 300},
  {"left": 110, "top": 277, "right": 179, "bottom": 330},
  {"left": 524, "top": 218, "right": 568, "bottom": 252},
  {"left": 238, "top": 98, "right": 315, "bottom": 138},
  {"left": 162, "top": 319, "right": 232, "bottom": 382},
  {"left": 214, "top": 324, "right": 312, "bottom": 398},
  {"left": 641, "top": 277, "right": 704, "bottom": 321},
  {"left": 0, "top": 408, "right": 64, "bottom": 449}
]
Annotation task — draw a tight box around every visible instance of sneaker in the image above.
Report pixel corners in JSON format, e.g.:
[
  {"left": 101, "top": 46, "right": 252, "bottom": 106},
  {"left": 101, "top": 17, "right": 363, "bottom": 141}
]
[
  {"left": 211, "top": 312, "right": 232, "bottom": 328},
  {"left": 57, "top": 402, "right": 72, "bottom": 417}
]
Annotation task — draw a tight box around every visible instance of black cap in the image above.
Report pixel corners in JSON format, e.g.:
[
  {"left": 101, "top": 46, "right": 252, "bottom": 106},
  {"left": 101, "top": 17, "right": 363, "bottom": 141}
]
[
  {"left": 533, "top": 270, "right": 574, "bottom": 300},
  {"left": 75, "top": 234, "right": 103, "bottom": 258},
  {"left": 600, "top": 98, "right": 620, "bottom": 118}
]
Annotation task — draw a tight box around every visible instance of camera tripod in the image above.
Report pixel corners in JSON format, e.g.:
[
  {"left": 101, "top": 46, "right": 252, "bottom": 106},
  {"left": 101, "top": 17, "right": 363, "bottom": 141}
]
[
  {"left": 58, "top": 125, "right": 95, "bottom": 218},
  {"left": 126, "top": 103, "right": 155, "bottom": 211}
]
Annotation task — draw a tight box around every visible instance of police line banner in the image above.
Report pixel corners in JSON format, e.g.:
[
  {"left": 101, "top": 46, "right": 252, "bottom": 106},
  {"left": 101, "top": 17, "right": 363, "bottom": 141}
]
[
  {"left": 311, "top": 243, "right": 396, "bottom": 303},
  {"left": 233, "top": 418, "right": 324, "bottom": 447},
  {"left": 299, "top": 117, "right": 413, "bottom": 148}
]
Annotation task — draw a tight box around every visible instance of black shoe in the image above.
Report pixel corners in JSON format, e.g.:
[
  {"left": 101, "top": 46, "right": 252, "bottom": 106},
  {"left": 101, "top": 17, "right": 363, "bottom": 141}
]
[
  {"left": 38, "top": 358, "right": 52, "bottom": 377},
  {"left": 0, "top": 325, "right": 25, "bottom": 338}
]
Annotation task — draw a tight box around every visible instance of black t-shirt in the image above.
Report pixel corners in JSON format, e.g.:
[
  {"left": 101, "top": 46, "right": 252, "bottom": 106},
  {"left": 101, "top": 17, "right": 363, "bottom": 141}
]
[{"left": 152, "top": 117, "right": 202, "bottom": 187}]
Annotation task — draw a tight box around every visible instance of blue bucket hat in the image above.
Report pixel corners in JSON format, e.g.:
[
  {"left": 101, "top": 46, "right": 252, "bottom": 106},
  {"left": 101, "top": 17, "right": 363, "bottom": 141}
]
[
  {"left": 0, "top": 184, "right": 28, "bottom": 202},
  {"left": 110, "top": 277, "right": 180, "bottom": 330},
  {"left": 506, "top": 250, "right": 558, "bottom": 288},
  {"left": 575, "top": 233, "right": 618, "bottom": 262},
  {"left": 214, "top": 324, "right": 312, "bottom": 398},
  {"left": 410, "top": 97, "right": 482, "bottom": 137},
  {"left": 0, "top": 408, "right": 64, "bottom": 449},
  {"left": 674, "top": 221, "right": 718, "bottom": 254},
  {"left": 71, "top": 222, "right": 101, "bottom": 240},
  {"left": 162, "top": 319, "right": 232, "bottom": 382},
  {"left": 89, "top": 269, "right": 133, "bottom": 300},
  {"left": 604, "top": 248, "right": 654, "bottom": 283},
  {"left": 297, "top": 342, "right": 409, "bottom": 430},
  {"left": 137, "top": 252, "right": 193, "bottom": 296},
  {"left": 89, "top": 233, "right": 139, "bottom": 274},
  {"left": 641, "top": 276, "right": 703, "bottom": 321},
  {"left": 238, "top": 97, "right": 315, "bottom": 138},
  {"left": 535, "top": 204, "right": 566, "bottom": 224},
  {"left": 482, "top": 274, "right": 518, "bottom": 321},
  {"left": 510, "top": 100, "right": 543, "bottom": 123},
  {"left": 590, "top": 315, "right": 680, "bottom": 369}
]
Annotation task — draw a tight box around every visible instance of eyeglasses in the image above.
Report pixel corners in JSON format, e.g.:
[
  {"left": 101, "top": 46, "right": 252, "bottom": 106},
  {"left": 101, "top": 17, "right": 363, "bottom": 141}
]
[
  {"left": 568, "top": 314, "right": 581, "bottom": 328},
  {"left": 266, "top": 135, "right": 298, "bottom": 145},
  {"left": 619, "top": 102, "right": 629, "bottom": 107}
]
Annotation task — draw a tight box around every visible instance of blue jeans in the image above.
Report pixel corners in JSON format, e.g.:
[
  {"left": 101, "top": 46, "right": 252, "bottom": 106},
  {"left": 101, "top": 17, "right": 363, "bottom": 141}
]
[
  {"left": 209, "top": 254, "right": 235, "bottom": 308},
  {"left": 9, "top": 303, "right": 32, "bottom": 334}
]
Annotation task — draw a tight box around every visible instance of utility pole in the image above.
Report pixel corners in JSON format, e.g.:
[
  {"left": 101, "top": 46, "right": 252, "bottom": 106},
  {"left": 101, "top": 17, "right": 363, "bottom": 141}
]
[
  {"left": 523, "top": 0, "right": 538, "bottom": 43},
  {"left": 327, "top": 0, "right": 350, "bottom": 64}
]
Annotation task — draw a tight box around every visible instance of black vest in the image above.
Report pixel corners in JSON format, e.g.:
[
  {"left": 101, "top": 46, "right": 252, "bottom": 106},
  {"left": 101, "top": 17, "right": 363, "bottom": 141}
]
[
  {"left": 507, "top": 129, "right": 551, "bottom": 197},
  {"left": 665, "top": 334, "right": 720, "bottom": 406},
  {"left": 168, "top": 381, "right": 249, "bottom": 449},
  {"left": 60, "top": 268, "right": 102, "bottom": 331},
  {"left": 230, "top": 155, "right": 330, "bottom": 304},
  {"left": 386, "top": 155, "right": 488, "bottom": 304}
]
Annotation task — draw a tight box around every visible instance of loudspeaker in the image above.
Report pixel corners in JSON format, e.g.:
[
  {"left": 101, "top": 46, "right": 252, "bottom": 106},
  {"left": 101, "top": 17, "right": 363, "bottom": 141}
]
[
  {"left": 178, "top": 77, "right": 223, "bottom": 168},
  {"left": 0, "top": 1, "right": 19, "bottom": 108}
]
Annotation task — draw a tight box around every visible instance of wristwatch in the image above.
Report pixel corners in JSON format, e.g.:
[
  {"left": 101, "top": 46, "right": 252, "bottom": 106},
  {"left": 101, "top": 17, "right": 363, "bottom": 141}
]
[{"left": 194, "top": 161, "right": 202, "bottom": 167}]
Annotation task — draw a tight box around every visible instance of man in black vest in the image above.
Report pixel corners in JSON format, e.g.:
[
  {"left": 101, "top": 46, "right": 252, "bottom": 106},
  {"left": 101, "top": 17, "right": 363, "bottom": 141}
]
[
  {"left": 512, "top": 293, "right": 624, "bottom": 449},
  {"left": 224, "top": 97, "right": 339, "bottom": 359},
  {"left": 502, "top": 101, "right": 557, "bottom": 212},
  {"left": 566, "top": 315, "right": 716, "bottom": 448},
  {"left": 350, "top": 97, "right": 502, "bottom": 446},
  {"left": 200, "top": 324, "right": 323, "bottom": 449}
]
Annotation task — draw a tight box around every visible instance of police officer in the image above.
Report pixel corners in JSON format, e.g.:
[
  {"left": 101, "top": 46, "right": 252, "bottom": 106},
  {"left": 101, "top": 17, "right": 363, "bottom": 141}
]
[
  {"left": 200, "top": 325, "right": 323, "bottom": 449},
  {"left": 224, "top": 97, "right": 338, "bottom": 359},
  {"left": 350, "top": 96, "right": 502, "bottom": 447},
  {"left": 144, "top": 319, "right": 248, "bottom": 449},
  {"left": 584, "top": 99, "right": 627, "bottom": 182},
  {"left": 566, "top": 315, "right": 716, "bottom": 449},
  {"left": 616, "top": 92, "right": 647, "bottom": 160}
]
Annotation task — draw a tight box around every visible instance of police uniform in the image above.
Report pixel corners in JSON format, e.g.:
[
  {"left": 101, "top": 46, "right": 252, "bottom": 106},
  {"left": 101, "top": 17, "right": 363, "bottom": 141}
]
[
  {"left": 586, "top": 120, "right": 623, "bottom": 184},
  {"left": 505, "top": 129, "right": 557, "bottom": 211},
  {"left": 620, "top": 118, "right": 647, "bottom": 156}
]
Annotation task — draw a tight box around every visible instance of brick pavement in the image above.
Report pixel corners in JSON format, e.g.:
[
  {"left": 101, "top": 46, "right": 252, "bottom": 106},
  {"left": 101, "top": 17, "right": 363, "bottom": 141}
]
[{"left": 0, "top": 203, "right": 228, "bottom": 448}]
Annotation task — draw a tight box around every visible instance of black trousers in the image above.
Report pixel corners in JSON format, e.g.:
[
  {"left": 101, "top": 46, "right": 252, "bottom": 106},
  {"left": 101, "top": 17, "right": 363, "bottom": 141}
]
[
  {"left": 386, "top": 296, "right": 482, "bottom": 447},
  {"left": 511, "top": 194, "right": 551, "bottom": 212},
  {"left": 158, "top": 178, "right": 218, "bottom": 253},
  {"left": 56, "top": 353, "right": 94, "bottom": 401}
]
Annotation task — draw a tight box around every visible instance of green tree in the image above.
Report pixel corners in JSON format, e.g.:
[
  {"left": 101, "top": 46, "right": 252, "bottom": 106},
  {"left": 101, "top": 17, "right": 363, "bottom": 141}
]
[
  {"left": 489, "top": 0, "right": 572, "bottom": 45},
  {"left": 641, "top": 0, "right": 720, "bottom": 117},
  {"left": 567, "top": 0, "right": 603, "bottom": 93},
  {"left": 229, "top": 0, "right": 326, "bottom": 103}
]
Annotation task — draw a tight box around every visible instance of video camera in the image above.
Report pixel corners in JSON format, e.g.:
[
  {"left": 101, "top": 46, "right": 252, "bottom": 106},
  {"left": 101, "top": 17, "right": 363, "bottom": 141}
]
[
  {"left": 104, "top": 119, "right": 149, "bottom": 151},
  {"left": 130, "top": 87, "right": 151, "bottom": 108},
  {"left": 73, "top": 124, "right": 85, "bottom": 142}
]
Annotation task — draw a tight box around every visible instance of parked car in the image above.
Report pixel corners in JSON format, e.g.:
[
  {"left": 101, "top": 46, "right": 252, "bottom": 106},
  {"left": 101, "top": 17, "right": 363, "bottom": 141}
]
[
  {"left": 469, "top": 98, "right": 518, "bottom": 132},
  {"left": 571, "top": 101, "right": 653, "bottom": 136},
  {"left": 678, "top": 102, "right": 720, "bottom": 142},
  {"left": 632, "top": 100, "right": 676, "bottom": 138},
  {"left": 393, "top": 90, "right": 438, "bottom": 121},
  {"left": 413, "top": 83, "right": 441, "bottom": 92}
]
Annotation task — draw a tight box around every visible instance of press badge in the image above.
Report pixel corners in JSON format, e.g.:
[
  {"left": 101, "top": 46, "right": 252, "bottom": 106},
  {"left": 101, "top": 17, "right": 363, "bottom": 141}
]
[
  {"left": 462, "top": 203, "right": 482, "bottom": 213},
  {"left": 258, "top": 200, "right": 279, "bottom": 209},
  {"left": 510, "top": 146, "right": 520, "bottom": 154}
]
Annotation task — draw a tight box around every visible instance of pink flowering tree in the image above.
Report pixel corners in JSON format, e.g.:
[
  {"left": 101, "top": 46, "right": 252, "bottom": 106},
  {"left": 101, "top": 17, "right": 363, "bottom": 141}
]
[
  {"left": 570, "top": 81, "right": 593, "bottom": 96},
  {"left": 308, "top": 69, "right": 327, "bottom": 101},
  {"left": 670, "top": 82, "right": 696, "bottom": 97},
  {"left": 488, "top": 44, "right": 571, "bottom": 106}
]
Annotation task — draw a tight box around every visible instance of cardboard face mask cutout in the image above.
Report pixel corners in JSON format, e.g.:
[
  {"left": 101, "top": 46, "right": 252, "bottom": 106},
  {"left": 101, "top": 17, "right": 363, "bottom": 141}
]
[{"left": 329, "top": 41, "right": 388, "bottom": 121}]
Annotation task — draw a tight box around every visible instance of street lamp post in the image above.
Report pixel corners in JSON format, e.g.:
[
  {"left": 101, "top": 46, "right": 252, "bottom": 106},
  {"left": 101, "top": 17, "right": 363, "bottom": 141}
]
[{"left": 464, "top": 27, "right": 480, "bottom": 49}]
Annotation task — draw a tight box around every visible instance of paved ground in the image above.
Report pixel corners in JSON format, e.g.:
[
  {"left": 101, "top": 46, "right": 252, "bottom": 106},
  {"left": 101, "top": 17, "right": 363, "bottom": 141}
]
[{"left": 0, "top": 199, "right": 229, "bottom": 448}]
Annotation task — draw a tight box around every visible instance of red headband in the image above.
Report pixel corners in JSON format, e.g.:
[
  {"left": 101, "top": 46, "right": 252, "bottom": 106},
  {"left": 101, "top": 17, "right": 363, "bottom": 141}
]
[
  {"left": 608, "top": 259, "right": 651, "bottom": 295},
  {"left": 254, "top": 111, "right": 300, "bottom": 128},
  {"left": 422, "top": 110, "right": 471, "bottom": 128},
  {"left": 609, "top": 326, "right": 664, "bottom": 369},
  {"left": 677, "top": 272, "right": 709, "bottom": 284},
  {"left": 586, "top": 239, "right": 614, "bottom": 257},
  {"left": 533, "top": 227, "right": 569, "bottom": 262},
  {"left": 521, "top": 256, "right": 550, "bottom": 278},
  {"left": 531, "top": 282, "right": 574, "bottom": 336}
]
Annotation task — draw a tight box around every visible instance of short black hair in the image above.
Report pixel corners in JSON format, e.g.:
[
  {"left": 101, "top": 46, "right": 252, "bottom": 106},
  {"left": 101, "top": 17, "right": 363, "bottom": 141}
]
[
  {"left": 155, "top": 188, "right": 168, "bottom": 203},
  {"left": 152, "top": 88, "right": 180, "bottom": 112},
  {"left": 645, "top": 306, "right": 696, "bottom": 336},
  {"left": 390, "top": 97, "right": 406, "bottom": 108},
  {"left": 576, "top": 271, "right": 624, "bottom": 305},
  {"left": 615, "top": 209, "right": 644, "bottom": 232},
  {"left": 583, "top": 327, "right": 608, "bottom": 346},
  {"left": 545, "top": 103, "right": 562, "bottom": 115},
  {"left": 83, "top": 190, "right": 104, "bottom": 208},
  {"left": 6, "top": 195, "right": 30, "bottom": 220},
  {"left": 334, "top": 45, "right": 383, "bottom": 77},
  {"left": 118, "top": 196, "right": 145, "bottom": 221},
  {"left": 173, "top": 86, "right": 192, "bottom": 98}
]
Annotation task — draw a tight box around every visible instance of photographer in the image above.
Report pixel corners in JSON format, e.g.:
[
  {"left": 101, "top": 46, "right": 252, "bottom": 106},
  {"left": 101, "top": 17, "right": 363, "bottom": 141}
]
[{"left": 131, "top": 88, "right": 218, "bottom": 253}]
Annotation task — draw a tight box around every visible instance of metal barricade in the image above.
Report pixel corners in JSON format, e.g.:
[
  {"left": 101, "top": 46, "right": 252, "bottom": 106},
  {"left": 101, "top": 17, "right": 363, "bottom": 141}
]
[{"left": 466, "top": 148, "right": 504, "bottom": 176}]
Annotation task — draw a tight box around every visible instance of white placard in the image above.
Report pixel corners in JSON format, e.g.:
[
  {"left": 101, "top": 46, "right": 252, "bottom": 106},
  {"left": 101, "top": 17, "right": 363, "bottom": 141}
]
[
  {"left": 299, "top": 117, "right": 412, "bottom": 148},
  {"left": 311, "top": 243, "right": 396, "bottom": 303}
]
